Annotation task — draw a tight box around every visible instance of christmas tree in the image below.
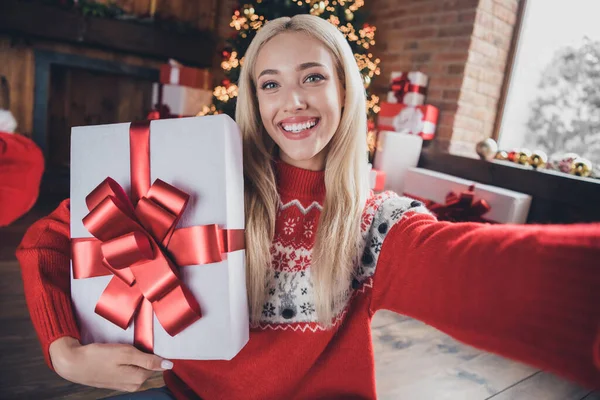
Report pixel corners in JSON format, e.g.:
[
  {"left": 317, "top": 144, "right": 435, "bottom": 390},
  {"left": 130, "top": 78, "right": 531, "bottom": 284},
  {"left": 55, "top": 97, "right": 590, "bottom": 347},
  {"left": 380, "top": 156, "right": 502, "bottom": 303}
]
[{"left": 200, "top": 0, "right": 381, "bottom": 121}]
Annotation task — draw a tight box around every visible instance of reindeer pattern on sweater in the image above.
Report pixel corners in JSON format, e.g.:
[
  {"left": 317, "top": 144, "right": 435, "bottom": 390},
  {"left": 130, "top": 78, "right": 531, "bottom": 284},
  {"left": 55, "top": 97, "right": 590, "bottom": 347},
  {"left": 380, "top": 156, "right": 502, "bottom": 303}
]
[{"left": 255, "top": 191, "right": 431, "bottom": 329}]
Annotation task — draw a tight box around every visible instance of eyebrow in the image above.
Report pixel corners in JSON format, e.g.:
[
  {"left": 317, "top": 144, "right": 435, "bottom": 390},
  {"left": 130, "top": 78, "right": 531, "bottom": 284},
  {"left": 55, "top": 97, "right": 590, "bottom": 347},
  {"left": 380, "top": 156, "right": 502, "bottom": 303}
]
[{"left": 257, "top": 62, "right": 326, "bottom": 80}]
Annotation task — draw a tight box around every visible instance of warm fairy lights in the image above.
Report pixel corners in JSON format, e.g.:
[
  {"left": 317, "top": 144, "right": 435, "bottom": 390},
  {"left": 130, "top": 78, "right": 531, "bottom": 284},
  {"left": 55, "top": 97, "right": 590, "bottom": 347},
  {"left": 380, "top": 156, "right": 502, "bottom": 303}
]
[
  {"left": 358, "top": 24, "right": 376, "bottom": 49},
  {"left": 354, "top": 53, "right": 381, "bottom": 79},
  {"left": 220, "top": 51, "right": 240, "bottom": 72},
  {"left": 218, "top": 1, "right": 380, "bottom": 119},
  {"left": 338, "top": 22, "right": 358, "bottom": 42},
  {"left": 327, "top": 15, "right": 340, "bottom": 26},
  {"left": 366, "top": 94, "right": 380, "bottom": 114},
  {"left": 213, "top": 84, "right": 239, "bottom": 103},
  {"left": 230, "top": 10, "right": 247, "bottom": 31}
]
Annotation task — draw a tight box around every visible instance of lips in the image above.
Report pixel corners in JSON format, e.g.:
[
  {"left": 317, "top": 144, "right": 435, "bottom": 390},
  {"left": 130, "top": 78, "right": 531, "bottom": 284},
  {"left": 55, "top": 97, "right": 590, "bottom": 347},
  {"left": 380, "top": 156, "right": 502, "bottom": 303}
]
[
  {"left": 279, "top": 118, "right": 318, "bottom": 133},
  {"left": 277, "top": 118, "right": 320, "bottom": 141}
]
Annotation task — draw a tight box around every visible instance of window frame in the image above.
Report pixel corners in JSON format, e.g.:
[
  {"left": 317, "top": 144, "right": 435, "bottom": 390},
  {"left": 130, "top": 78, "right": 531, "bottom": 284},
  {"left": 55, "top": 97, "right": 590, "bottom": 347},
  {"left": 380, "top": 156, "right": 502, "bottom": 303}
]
[
  {"left": 422, "top": 0, "right": 600, "bottom": 224},
  {"left": 492, "top": 0, "right": 528, "bottom": 142}
]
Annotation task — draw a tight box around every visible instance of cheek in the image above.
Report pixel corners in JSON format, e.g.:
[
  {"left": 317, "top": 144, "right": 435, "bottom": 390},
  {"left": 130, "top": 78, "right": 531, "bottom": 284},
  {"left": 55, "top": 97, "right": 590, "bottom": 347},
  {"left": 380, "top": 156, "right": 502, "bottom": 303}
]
[{"left": 257, "top": 95, "right": 277, "bottom": 126}]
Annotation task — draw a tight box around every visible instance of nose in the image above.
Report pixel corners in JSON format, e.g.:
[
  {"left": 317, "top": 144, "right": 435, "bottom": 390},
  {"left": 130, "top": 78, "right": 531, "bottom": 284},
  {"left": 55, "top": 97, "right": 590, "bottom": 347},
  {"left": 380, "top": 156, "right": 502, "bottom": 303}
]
[{"left": 282, "top": 88, "right": 307, "bottom": 113}]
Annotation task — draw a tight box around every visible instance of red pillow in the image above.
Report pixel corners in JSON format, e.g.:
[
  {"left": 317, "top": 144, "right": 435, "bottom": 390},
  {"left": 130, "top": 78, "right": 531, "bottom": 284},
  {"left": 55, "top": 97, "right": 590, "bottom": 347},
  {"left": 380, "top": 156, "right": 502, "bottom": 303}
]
[{"left": 0, "top": 132, "right": 45, "bottom": 226}]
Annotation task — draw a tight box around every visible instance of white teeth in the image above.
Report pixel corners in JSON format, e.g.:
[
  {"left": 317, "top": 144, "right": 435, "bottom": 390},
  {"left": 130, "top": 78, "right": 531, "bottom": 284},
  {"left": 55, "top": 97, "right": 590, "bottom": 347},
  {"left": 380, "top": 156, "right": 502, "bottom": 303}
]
[{"left": 281, "top": 119, "right": 318, "bottom": 133}]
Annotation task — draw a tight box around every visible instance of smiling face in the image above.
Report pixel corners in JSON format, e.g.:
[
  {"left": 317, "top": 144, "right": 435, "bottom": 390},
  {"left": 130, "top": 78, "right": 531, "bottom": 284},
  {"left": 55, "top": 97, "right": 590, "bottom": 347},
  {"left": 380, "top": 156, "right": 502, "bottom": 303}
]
[{"left": 254, "top": 31, "right": 345, "bottom": 171}]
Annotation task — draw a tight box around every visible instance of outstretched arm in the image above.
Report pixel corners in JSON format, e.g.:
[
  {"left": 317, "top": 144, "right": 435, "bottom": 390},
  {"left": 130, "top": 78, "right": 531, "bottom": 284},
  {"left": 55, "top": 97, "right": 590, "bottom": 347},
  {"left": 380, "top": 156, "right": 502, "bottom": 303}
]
[{"left": 369, "top": 210, "right": 600, "bottom": 389}]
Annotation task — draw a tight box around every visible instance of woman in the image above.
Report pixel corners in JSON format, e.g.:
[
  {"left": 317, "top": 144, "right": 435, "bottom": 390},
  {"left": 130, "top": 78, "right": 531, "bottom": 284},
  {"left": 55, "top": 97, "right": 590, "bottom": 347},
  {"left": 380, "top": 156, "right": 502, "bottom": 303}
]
[{"left": 17, "top": 14, "right": 600, "bottom": 399}]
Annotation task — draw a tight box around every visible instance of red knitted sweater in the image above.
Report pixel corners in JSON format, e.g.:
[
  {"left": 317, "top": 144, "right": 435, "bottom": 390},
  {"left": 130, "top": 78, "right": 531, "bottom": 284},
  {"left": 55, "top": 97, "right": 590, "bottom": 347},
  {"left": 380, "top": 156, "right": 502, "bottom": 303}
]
[{"left": 16, "top": 159, "right": 600, "bottom": 399}]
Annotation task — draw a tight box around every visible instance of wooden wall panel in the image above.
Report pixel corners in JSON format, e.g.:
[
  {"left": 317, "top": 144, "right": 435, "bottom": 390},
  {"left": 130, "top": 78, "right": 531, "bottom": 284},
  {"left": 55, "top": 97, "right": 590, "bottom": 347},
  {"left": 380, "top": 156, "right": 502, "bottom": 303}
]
[
  {"left": 45, "top": 67, "right": 153, "bottom": 169},
  {"left": 0, "top": 0, "right": 234, "bottom": 137},
  {"left": 0, "top": 36, "right": 164, "bottom": 137}
]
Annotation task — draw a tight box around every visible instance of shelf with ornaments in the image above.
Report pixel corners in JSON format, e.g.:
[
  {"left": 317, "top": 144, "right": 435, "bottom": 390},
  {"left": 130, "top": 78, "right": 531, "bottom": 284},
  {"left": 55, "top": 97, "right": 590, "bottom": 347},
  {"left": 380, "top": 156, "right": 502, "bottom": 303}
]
[
  {"left": 418, "top": 144, "right": 600, "bottom": 223},
  {"left": 475, "top": 138, "right": 599, "bottom": 181}
]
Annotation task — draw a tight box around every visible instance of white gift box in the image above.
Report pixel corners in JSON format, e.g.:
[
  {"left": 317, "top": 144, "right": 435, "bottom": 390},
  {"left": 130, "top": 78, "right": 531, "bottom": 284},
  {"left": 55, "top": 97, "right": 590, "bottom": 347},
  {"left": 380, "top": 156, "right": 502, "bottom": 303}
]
[
  {"left": 70, "top": 115, "right": 249, "bottom": 360},
  {"left": 403, "top": 168, "right": 532, "bottom": 224},
  {"left": 373, "top": 131, "right": 423, "bottom": 195},
  {"left": 152, "top": 83, "right": 213, "bottom": 116}
]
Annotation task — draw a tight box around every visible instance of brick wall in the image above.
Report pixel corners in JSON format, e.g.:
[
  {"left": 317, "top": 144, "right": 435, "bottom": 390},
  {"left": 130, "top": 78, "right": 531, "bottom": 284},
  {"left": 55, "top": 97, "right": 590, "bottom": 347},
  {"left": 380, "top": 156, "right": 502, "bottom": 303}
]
[{"left": 368, "top": 0, "right": 520, "bottom": 157}]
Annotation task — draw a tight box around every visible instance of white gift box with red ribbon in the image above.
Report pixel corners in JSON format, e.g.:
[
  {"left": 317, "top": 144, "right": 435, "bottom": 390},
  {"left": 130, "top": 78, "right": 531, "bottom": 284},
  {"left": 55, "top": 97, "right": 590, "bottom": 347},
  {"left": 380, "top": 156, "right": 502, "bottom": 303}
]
[
  {"left": 70, "top": 115, "right": 249, "bottom": 360},
  {"left": 152, "top": 84, "right": 213, "bottom": 117},
  {"left": 377, "top": 102, "right": 438, "bottom": 141},
  {"left": 373, "top": 131, "right": 423, "bottom": 195},
  {"left": 388, "top": 71, "right": 429, "bottom": 106},
  {"left": 403, "top": 168, "right": 532, "bottom": 224}
]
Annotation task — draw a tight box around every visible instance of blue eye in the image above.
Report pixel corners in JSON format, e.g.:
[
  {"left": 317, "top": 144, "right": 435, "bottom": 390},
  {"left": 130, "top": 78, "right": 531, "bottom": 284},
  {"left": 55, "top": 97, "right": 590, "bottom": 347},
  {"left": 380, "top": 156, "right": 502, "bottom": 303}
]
[
  {"left": 261, "top": 81, "right": 278, "bottom": 90},
  {"left": 305, "top": 74, "right": 325, "bottom": 83}
]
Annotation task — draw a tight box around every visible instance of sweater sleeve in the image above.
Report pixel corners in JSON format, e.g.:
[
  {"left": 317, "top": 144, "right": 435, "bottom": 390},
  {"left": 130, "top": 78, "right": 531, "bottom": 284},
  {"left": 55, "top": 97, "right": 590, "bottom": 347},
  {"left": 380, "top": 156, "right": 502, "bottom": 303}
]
[
  {"left": 15, "top": 199, "right": 81, "bottom": 370},
  {"left": 367, "top": 193, "right": 600, "bottom": 389}
]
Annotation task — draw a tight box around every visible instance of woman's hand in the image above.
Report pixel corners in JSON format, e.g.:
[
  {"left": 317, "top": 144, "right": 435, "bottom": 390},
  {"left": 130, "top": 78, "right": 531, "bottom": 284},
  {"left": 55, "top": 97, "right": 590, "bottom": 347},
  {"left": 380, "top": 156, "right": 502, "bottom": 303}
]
[{"left": 49, "top": 336, "right": 173, "bottom": 392}]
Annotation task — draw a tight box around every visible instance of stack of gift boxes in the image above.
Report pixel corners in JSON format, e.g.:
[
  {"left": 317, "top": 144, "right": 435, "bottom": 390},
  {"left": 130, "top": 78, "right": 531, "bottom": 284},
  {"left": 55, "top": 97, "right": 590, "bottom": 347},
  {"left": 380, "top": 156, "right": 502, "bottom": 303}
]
[
  {"left": 149, "top": 60, "right": 214, "bottom": 119},
  {"left": 369, "top": 71, "right": 438, "bottom": 194},
  {"left": 370, "top": 72, "right": 532, "bottom": 224}
]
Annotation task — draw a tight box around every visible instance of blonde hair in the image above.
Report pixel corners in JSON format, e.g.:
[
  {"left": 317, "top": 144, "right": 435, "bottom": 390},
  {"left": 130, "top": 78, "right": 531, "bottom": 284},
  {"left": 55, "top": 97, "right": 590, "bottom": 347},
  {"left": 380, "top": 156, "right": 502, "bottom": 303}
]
[{"left": 236, "top": 14, "right": 370, "bottom": 328}]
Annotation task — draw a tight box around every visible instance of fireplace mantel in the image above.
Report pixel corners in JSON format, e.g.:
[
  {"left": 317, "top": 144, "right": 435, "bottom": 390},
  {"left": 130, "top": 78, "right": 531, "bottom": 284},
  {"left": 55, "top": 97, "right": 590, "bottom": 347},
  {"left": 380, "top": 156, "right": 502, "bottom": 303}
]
[{"left": 0, "top": 0, "right": 216, "bottom": 68}]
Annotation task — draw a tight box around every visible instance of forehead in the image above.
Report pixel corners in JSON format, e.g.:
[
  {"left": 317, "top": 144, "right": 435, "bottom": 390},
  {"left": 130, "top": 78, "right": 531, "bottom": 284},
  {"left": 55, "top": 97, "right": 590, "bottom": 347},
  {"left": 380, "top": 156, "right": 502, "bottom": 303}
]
[{"left": 255, "top": 32, "right": 336, "bottom": 76}]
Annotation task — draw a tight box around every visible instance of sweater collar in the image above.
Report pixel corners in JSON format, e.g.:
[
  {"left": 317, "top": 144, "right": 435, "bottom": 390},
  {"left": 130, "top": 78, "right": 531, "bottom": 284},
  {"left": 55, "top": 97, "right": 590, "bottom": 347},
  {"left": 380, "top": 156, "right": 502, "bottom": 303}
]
[{"left": 274, "top": 158, "right": 326, "bottom": 199}]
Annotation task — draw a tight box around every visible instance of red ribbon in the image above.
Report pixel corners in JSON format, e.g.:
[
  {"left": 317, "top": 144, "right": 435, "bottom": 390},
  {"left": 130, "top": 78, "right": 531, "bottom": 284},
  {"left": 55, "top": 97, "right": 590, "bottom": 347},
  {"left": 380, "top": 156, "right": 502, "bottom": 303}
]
[
  {"left": 390, "top": 73, "right": 427, "bottom": 103},
  {"left": 71, "top": 121, "right": 245, "bottom": 352},
  {"left": 406, "top": 185, "right": 493, "bottom": 223}
]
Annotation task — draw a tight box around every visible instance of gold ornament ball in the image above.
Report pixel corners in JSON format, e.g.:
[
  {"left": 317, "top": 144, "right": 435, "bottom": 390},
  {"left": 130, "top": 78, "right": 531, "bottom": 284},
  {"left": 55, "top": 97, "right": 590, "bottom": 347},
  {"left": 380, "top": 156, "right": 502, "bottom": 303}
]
[
  {"left": 515, "top": 148, "right": 532, "bottom": 165},
  {"left": 570, "top": 157, "right": 593, "bottom": 177},
  {"left": 494, "top": 150, "right": 509, "bottom": 161},
  {"left": 475, "top": 138, "right": 498, "bottom": 161},
  {"left": 345, "top": 9, "right": 354, "bottom": 21},
  {"left": 528, "top": 150, "right": 548, "bottom": 169}
]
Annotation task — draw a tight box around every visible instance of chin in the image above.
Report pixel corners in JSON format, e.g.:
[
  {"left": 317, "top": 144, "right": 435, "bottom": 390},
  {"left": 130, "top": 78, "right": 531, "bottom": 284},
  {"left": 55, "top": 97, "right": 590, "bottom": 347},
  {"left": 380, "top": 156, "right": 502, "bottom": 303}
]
[{"left": 280, "top": 149, "right": 318, "bottom": 162}]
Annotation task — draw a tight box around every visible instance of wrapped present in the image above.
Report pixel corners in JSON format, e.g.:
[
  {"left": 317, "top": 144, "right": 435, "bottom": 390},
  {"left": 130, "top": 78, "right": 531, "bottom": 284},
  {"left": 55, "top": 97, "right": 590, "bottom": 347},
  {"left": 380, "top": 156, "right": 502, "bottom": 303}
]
[
  {"left": 373, "top": 131, "right": 423, "bottom": 195},
  {"left": 388, "top": 71, "right": 428, "bottom": 106},
  {"left": 70, "top": 115, "right": 249, "bottom": 360},
  {"left": 367, "top": 163, "right": 386, "bottom": 192},
  {"left": 377, "top": 102, "right": 438, "bottom": 141},
  {"left": 371, "top": 169, "right": 386, "bottom": 192},
  {"left": 403, "top": 168, "right": 532, "bottom": 224},
  {"left": 152, "top": 83, "right": 213, "bottom": 117},
  {"left": 159, "top": 61, "right": 212, "bottom": 90}
]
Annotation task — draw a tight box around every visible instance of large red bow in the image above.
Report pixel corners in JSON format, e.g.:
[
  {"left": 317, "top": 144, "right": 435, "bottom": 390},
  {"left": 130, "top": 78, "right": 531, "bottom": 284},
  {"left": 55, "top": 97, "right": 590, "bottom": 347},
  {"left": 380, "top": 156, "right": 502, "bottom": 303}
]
[
  {"left": 430, "top": 185, "right": 492, "bottom": 222},
  {"left": 71, "top": 121, "right": 245, "bottom": 352},
  {"left": 390, "top": 73, "right": 427, "bottom": 103}
]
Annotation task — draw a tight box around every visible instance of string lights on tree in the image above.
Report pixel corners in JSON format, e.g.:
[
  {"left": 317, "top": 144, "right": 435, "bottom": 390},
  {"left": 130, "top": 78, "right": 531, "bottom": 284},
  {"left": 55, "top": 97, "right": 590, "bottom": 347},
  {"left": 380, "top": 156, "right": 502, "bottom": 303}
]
[{"left": 199, "top": 0, "right": 381, "bottom": 120}]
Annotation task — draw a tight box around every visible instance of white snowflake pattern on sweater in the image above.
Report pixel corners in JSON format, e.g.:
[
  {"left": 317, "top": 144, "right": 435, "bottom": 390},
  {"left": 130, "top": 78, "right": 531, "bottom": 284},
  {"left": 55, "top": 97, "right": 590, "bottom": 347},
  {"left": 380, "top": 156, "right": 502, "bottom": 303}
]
[{"left": 256, "top": 191, "right": 432, "bottom": 328}]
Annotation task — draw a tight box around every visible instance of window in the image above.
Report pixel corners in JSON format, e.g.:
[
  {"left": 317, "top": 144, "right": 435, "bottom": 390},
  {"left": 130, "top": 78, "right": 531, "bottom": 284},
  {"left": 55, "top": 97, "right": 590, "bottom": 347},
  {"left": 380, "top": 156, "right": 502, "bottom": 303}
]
[{"left": 497, "top": 0, "right": 600, "bottom": 168}]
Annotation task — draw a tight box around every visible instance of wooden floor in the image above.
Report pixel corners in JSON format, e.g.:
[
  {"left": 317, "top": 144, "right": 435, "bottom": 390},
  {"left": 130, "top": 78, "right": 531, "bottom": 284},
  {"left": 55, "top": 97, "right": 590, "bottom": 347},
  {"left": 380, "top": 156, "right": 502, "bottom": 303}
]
[{"left": 1, "top": 200, "right": 598, "bottom": 400}]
